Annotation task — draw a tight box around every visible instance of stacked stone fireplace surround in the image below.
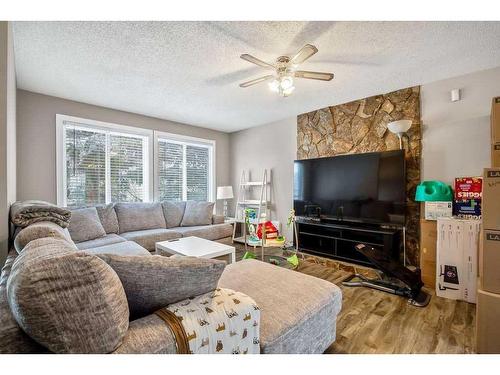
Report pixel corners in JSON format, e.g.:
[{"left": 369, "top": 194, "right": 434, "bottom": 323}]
[{"left": 297, "top": 86, "right": 421, "bottom": 266}]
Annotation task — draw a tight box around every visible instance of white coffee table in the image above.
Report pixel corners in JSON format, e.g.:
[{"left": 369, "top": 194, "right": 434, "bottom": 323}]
[{"left": 155, "top": 236, "right": 236, "bottom": 263}]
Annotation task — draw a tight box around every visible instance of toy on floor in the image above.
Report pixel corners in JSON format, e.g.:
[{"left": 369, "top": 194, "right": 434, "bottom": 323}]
[
  {"left": 286, "top": 254, "right": 299, "bottom": 269},
  {"left": 242, "top": 251, "right": 257, "bottom": 260}
]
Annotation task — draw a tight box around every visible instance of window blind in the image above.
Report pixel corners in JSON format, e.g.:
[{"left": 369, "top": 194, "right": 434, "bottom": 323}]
[
  {"left": 65, "top": 126, "right": 106, "bottom": 207},
  {"left": 62, "top": 119, "right": 149, "bottom": 207},
  {"left": 110, "top": 134, "right": 145, "bottom": 203},
  {"left": 157, "top": 138, "right": 212, "bottom": 202},
  {"left": 186, "top": 145, "right": 209, "bottom": 201},
  {"left": 158, "top": 141, "right": 183, "bottom": 201}
]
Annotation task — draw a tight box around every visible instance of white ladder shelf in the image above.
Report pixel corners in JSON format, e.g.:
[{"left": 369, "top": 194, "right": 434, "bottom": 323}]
[{"left": 232, "top": 169, "right": 269, "bottom": 244}]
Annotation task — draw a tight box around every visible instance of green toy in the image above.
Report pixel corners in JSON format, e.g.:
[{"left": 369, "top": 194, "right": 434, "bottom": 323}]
[
  {"left": 415, "top": 181, "right": 453, "bottom": 202},
  {"left": 242, "top": 251, "right": 256, "bottom": 260},
  {"left": 286, "top": 254, "right": 299, "bottom": 269}
]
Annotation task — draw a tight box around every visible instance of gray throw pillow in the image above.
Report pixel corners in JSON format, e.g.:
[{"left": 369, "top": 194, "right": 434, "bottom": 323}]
[
  {"left": 7, "top": 237, "right": 129, "bottom": 353},
  {"left": 95, "top": 204, "right": 119, "bottom": 234},
  {"left": 115, "top": 203, "right": 166, "bottom": 233},
  {"left": 14, "top": 221, "right": 76, "bottom": 254},
  {"left": 180, "top": 201, "right": 215, "bottom": 227},
  {"left": 68, "top": 207, "right": 106, "bottom": 243},
  {"left": 162, "top": 201, "right": 186, "bottom": 228},
  {"left": 96, "top": 254, "right": 225, "bottom": 319}
]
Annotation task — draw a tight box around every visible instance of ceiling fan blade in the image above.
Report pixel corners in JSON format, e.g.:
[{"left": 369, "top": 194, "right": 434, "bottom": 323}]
[
  {"left": 240, "top": 54, "right": 275, "bottom": 69},
  {"left": 291, "top": 44, "right": 318, "bottom": 65},
  {"left": 295, "top": 70, "right": 334, "bottom": 81},
  {"left": 239, "top": 75, "right": 275, "bottom": 88}
]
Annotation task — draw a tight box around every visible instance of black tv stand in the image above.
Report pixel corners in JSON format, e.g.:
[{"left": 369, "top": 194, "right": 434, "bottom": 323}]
[{"left": 295, "top": 217, "right": 402, "bottom": 267}]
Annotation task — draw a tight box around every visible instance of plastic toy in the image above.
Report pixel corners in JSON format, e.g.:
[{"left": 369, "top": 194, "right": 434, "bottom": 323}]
[
  {"left": 286, "top": 254, "right": 299, "bottom": 268},
  {"left": 242, "top": 251, "right": 256, "bottom": 260},
  {"left": 415, "top": 181, "right": 453, "bottom": 202}
]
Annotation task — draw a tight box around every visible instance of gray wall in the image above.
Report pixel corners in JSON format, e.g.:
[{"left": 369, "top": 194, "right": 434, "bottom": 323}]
[
  {"left": 17, "top": 90, "right": 231, "bottom": 212},
  {"left": 229, "top": 67, "right": 499, "bottom": 242},
  {"left": 421, "top": 65, "right": 500, "bottom": 184},
  {"left": 0, "top": 22, "right": 16, "bottom": 265},
  {"left": 229, "top": 117, "right": 296, "bottom": 239}
]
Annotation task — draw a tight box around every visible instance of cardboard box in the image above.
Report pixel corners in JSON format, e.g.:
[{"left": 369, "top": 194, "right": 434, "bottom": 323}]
[
  {"left": 453, "top": 199, "right": 482, "bottom": 218},
  {"left": 492, "top": 143, "right": 500, "bottom": 168},
  {"left": 476, "top": 285, "right": 500, "bottom": 353},
  {"left": 482, "top": 168, "right": 500, "bottom": 231},
  {"left": 420, "top": 219, "right": 437, "bottom": 288},
  {"left": 454, "top": 177, "right": 482, "bottom": 200},
  {"left": 480, "top": 229, "right": 500, "bottom": 294},
  {"left": 424, "top": 201, "right": 452, "bottom": 221},
  {"left": 492, "top": 97, "right": 500, "bottom": 144},
  {"left": 436, "top": 218, "right": 480, "bottom": 303}
]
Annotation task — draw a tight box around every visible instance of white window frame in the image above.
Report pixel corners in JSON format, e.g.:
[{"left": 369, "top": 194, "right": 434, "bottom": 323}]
[
  {"left": 154, "top": 131, "right": 216, "bottom": 202},
  {"left": 56, "top": 114, "right": 154, "bottom": 206}
]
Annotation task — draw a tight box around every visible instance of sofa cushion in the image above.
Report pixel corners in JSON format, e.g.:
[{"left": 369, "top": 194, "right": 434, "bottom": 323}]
[
  {"left": 173, "top": 223, "right": 233, "bottom": 241},
  {"left": 68, "top": 207, "right": 106, "bottom": 243},
  {"left": 112, "top": 314, "right": 177, "bottom": 354},
  {"left": 76, "top": 233, "right": 127, "bottom": 250},
  {"left": 7, "top": 237, "right": 129, "bottom": 353},
  {"left": 82, "top": 241, "right": 151, "bottom": 257},
  {"left": 120, "top": 228, "right": 182, "bottom": 252},
  {"left": 14, "top": 221, "right": 76, "bottom": 253},
  {"left": 180, "top": 201, "right": 215, "bottom": 227},
  {"left": 0, "top": 250, "right": 47, "bottom": 354},
  {"left": 162, "top": 201, "right": 186, "bottom": 228},
  {"left": 96, "top": 254, "right": 225, "bottom": 319},
  {"left": 218, "top": 259, "right": 342, "bottom": 354},
  {"left": 212, "top": 215, "right": 225, "bottom": 225},
  {"left": 115, "top": 203, "right": 166, "bottom": 233},
  {"left": 95, "top": 204, "right": 119, "bottom": 234}
]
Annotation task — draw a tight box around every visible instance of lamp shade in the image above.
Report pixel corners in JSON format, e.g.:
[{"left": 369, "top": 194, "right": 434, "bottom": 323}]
[
  {"left": 387, "top": 120, "right": 412, "bottom": 134},
  {"left": 217, "top": 186, "right": 234, "bottom": 200}
]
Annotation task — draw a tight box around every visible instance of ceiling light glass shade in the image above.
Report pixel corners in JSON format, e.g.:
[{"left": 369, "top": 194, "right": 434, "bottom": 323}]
[
  {"left": 282, "top": 86, "right": 295, "bottom": 97},
  {"left": 280, "top": 76, "right": 294, "bottom": 90},
  {"left": 387, "top": 120, "right": 412, "bottom": 134},
  {"left": 268, "top": 79, "right": 280, "bottom": 93}
]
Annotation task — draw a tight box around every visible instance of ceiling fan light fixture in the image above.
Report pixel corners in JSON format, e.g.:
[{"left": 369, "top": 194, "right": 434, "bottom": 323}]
[
  {"left": 280, "top": 76, "right": 294, "bottom": 90},
  {"left": 239, "top": 44, "right": 333, "bottom": 97},
  {"left": 282, "top": 86, "right": 295, "bottom": 97},
  {"left": 269, "top": 79, "right": 280, "bottom": 93}
]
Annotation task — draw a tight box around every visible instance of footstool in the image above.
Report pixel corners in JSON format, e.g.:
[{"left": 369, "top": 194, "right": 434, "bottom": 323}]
[{"left": 218, "top": 259, "right": 342, "bottom": 354}]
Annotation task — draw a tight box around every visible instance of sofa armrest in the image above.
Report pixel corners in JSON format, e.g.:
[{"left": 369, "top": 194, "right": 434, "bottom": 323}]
[
  {"left": 212, "top": 215, "right": 225, "bottom": 225},
  {"left": 112, "top": 314, "right": 177, "bottom": 354}
]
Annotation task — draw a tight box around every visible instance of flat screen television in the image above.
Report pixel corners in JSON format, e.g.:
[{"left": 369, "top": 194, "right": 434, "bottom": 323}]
[{"left": 293, "top": 150, "right": 406, "bottom": 225}]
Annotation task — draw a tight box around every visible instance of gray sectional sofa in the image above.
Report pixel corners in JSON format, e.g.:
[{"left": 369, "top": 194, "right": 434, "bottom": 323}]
[
  {"left": 1, "top": 200, "right": 343, "bottom": 354},
  {"left": 64, "top": 201, "right": 233, "bottom": 255}
]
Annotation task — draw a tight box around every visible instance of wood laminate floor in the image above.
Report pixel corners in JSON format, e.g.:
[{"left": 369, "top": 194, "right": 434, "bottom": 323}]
[
  {"left": 224, "top": 243, "right": 476, "bottom": 354},
  {"left": 298, "top": 260, "right": 476, "bottom": 354}
]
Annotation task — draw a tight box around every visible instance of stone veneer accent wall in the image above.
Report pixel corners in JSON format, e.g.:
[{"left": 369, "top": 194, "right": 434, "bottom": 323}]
[{"left": 297, "top": 86, "right": 421, "bottom": 266}]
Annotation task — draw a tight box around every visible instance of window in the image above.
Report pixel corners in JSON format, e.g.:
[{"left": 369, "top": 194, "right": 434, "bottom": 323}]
[
  {"left": 57, "top": 115, "right": 215, "bottom": 207},
  {"left": 57, "top": 115, "right": 153, "bottom": 207},
  {"left": 155, "top": 132, "right": 215, "bottom": 202}
]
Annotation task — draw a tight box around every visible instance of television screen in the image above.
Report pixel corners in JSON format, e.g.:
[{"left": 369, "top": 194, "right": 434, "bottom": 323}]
[{"left": 293, "top": 150, "right": 406, "bottom": 225}]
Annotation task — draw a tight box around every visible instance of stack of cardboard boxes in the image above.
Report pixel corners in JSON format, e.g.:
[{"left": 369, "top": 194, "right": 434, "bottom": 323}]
[
  {"left": 491, "top": 97, "right": 500, "bottom": 168},
  {"left": 476, "top": 98, "right": 500, "bottom": 353}
]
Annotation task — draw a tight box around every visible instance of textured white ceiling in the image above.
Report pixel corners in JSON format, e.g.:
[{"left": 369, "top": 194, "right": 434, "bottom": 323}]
[{"left": 12, "top": 21, "right": 500, "bottom": 132}]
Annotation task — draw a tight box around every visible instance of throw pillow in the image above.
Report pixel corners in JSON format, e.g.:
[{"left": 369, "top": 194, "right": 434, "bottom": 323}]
[
  {"left": 114, "top": 203, "right": 166, "bottom": 233},
  {"left": 68, "top": 207, "right": 106, "bottom": 243},
  {"left": 180, "top": 201, "right": 215, "bottom": 227},
  {"left": 96, "top": 254, "right": 225, "bottom": 319},
  {"left": 95, "top": 203, "right": 120, "bottom": 234},
  {"left": 7, "top": 237, "right": 129, "bottom": 353},
  {"left": 161, "top": 201, "right": 186, "bottom": 228},
  {"left": 13, "top": 221, "right": 76, "bottom": 254}
]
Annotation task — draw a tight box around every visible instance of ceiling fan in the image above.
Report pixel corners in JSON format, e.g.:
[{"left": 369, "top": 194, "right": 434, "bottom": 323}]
[{"left": 239, "top": 44, "right": 334, "bottom": 97}]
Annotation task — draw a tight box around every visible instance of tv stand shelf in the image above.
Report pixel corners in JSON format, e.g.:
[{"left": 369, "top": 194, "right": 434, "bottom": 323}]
[{"left": 295, "top": 218, "right": 402, "bottom": 267}]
